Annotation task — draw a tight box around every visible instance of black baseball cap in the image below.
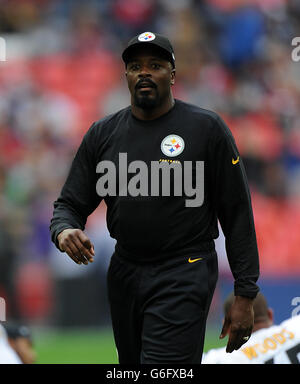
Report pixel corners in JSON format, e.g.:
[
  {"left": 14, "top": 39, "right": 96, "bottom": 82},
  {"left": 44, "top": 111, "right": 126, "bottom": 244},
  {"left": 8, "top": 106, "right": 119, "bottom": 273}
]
[{"left": 122, "top": 32, "right": 175, "bottom": 68}]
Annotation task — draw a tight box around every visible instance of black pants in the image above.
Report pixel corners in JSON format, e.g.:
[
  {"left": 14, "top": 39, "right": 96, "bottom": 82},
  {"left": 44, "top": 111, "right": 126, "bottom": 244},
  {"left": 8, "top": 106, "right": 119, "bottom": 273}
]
[{"left": 107, "top": 250, "right": 218, "bottom": 364}]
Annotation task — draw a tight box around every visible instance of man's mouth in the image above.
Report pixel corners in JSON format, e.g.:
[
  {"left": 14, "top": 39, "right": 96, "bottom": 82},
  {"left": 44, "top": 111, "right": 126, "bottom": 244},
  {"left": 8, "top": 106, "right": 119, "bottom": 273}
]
[{"left": 136, "top": 81, "right": 156, "bottom": 91}]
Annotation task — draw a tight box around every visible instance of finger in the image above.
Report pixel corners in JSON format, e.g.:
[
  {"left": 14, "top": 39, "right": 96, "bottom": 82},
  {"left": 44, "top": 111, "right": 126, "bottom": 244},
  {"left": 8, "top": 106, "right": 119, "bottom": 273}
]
[
  {"left": 72, "top": 236, "right": 94, "bottom": 263},
  {"left": 228, "top": 328, "right": 250, "bottom": 352},
  {"left": 65, "top": 232, "right": 91, "bottom": 264},
  {"left": 66, "top": 239, "right": 89, "bottom": 265},
  {"left": 236, "top": 325, "right": 253, "bottom": 348},
  {"left": 220, "top": 317, "right": 230, "bottom": 339},
  {"left": 239, "top": 329, "right": 252, "bottom": 348},
  {"left": 226, "top": 328, "right": 243, "bottom": 353},
  {"left": 234, "top": 331, "right": 249, "bottom": 351},
  {"left": 77, "top": 232, "right": 95, "bottom": 260},
  {"left": 91, "top": 244, "right": 95, "bottom": 256},
  {"left": 64, "top": 245, "right": 82, "bottom": 265}
]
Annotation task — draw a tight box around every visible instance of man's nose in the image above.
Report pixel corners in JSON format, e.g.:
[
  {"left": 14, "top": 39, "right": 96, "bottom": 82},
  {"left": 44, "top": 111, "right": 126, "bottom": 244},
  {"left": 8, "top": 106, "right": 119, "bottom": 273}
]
[{"left": 138, "top": 66, "right": 151, "bottom": 77}]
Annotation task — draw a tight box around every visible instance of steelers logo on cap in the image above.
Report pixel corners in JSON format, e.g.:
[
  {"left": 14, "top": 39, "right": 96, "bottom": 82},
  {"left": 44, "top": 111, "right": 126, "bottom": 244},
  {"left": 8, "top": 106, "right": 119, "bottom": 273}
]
[
  {"left": 138, "top": 32, "right": 156, "bottom": 42},
  {"left": 161, "top": 135, "right": 185, "bottom": 157}
]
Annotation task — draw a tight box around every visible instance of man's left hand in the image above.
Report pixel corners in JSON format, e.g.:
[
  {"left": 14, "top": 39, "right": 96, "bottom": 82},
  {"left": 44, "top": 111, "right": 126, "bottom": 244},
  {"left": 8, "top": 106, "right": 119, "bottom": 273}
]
[{"left": 219, "top": 295, "right": 254, "bottom": 353}]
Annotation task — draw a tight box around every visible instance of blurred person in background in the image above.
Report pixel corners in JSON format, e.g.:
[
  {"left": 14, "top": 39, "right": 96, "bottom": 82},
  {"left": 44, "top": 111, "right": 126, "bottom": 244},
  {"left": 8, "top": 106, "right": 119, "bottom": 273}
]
[
  {"left": 203, "top": 292, "right": 300, "bottom": 364},
  {"left": 0, "top": 163, "right": 20, "bottom": 320},
  {"left": 3, "top": 323, "right": 36, "bottom": 364},
  {"left": 0, "top": 324, "right": 21, "bottom": 364},
  {"left": 50, "top": 31, "right": 260, "bottom": 364}
]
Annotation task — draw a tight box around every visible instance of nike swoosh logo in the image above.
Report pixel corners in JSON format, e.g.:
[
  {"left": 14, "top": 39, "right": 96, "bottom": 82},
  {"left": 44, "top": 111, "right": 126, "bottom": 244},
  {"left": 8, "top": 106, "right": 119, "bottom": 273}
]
[
  {"left": 232, "top": 156, "right": 240, "bottom": 165},
  {"left": 188, "top": 257, "right": 203, "bottom": 263}
]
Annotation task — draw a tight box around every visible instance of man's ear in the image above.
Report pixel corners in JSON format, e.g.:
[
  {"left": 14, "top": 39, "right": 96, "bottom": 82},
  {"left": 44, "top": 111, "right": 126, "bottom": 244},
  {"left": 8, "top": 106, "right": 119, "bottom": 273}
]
[
  {"left": 171, "top": 69, "right": 176, "bottom": 85},
  {"left": 267, "top": 308, "right": 274, "bottom": 324}
]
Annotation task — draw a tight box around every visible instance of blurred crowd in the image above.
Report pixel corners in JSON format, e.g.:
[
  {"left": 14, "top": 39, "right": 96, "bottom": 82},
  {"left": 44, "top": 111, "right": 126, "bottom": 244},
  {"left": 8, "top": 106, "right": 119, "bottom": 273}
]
[{"left": 0, "top": 0, "right": 300, "bottom": 325}]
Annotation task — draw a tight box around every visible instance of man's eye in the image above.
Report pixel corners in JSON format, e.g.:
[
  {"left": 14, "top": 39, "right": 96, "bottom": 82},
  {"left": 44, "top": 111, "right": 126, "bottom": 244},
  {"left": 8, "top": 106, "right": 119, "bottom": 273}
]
[
  {"left": 152, "top": 63, "right": 161, "bottom": 69},
  {"left": 129, "top": 64, "right": 139, "bottom": 70}
]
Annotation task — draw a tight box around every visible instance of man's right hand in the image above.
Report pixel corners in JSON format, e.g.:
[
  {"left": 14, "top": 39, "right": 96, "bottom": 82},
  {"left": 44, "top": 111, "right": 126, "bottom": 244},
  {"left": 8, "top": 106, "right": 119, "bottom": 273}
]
[{"left": 57, "top": 229, "right": 95, "bottom": 265}]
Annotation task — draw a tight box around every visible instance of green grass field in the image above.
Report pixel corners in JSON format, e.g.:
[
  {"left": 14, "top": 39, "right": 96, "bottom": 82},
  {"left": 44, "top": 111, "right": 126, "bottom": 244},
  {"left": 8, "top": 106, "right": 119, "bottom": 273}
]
[{"left": 34, "top": 327, "right": 227, "bottom": 364}]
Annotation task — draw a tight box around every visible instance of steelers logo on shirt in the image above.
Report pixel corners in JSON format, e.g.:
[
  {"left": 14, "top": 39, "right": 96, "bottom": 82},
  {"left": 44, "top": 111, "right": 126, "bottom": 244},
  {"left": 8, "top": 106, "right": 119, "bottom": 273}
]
[
  {"left": 161, "top": 135, "right": 185, "bottom": 157},
  {"left": 138, "top": 32, "right": 156, "bottom": 42}
]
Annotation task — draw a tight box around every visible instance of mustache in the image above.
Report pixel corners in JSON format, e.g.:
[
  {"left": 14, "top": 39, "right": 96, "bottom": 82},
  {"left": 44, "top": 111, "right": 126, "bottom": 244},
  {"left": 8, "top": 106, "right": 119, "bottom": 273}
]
[{"left": 135, "top": 79, "right": 157, "bottom": 90}]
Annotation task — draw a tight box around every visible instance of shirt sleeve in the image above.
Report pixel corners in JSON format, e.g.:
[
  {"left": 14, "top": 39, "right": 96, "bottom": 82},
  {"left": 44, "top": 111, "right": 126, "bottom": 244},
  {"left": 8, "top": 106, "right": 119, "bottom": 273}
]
[
  {"left": 212, "top": 115, "right": 260, "bottom": 298},
  {"left": 50, "top": 122, "right": 103, "bottom": 250}
]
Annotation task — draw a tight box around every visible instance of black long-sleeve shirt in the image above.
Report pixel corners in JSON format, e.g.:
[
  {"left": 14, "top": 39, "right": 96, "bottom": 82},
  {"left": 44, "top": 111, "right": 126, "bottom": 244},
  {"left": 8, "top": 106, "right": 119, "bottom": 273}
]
[{"left": 50, "top": 99, "right": 260, "bottom": 298}]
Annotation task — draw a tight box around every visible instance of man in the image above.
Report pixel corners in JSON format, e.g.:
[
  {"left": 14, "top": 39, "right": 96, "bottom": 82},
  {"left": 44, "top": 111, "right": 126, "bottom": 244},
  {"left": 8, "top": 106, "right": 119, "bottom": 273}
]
[
  {"left": 203, "top": 293, "right": 300, "bottom": 364},
  {"left": 3, "top": 323, "right": 36, "bottom": 364},
  {"left": 50, "top": 32, "right": 260, "bottom": 363},
  {"left": 0, "top": 324, "right": 22, "bottom": 364}
]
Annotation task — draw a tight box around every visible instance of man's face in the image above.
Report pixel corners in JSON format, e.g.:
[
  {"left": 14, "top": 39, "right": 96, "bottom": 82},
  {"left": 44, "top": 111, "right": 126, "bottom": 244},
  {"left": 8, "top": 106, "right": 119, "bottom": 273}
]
[{"left": 125, "top": 46, "right": 175, "bottom": 110}]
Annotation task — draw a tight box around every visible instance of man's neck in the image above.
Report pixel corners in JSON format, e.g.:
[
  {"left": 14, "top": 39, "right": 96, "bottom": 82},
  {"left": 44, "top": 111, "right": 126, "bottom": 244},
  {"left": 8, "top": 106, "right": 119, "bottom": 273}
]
[
  {"left": 253, "top": 320, "right": 272, "bottom": 333},
  {"left": 131, "top": 95, "right": 175, "bottom": 121}
]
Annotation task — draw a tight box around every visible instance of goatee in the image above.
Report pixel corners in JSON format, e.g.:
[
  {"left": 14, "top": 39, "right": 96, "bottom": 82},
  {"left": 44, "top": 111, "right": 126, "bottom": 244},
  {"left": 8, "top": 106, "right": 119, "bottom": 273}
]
[{"left": 134, "top": 94, "right": 160, "bottom": 109}]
